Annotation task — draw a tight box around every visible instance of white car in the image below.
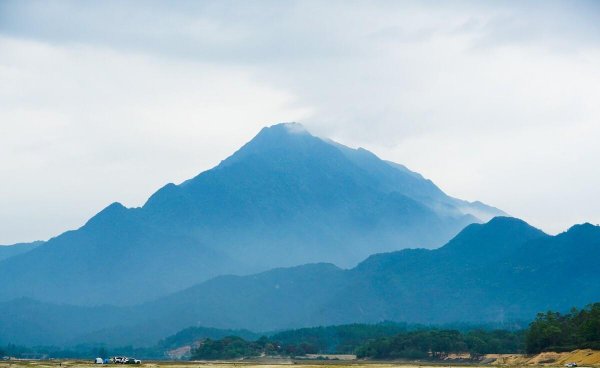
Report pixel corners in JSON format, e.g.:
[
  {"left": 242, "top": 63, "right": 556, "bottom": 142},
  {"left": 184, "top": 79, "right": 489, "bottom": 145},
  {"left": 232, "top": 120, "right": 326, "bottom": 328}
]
[
  {"left": 112, "top": 356, "right": 141, "bottom": 364},
  {"left": 565, "top": 363, "right": 578, "bottom": 367},
  {"left": 112, "top": 357, "right": 127, "bottom": 364}
]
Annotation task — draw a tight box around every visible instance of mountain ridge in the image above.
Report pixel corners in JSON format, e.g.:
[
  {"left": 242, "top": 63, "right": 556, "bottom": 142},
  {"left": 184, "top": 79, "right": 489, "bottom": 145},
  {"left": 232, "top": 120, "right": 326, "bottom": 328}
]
[
  {"left": 0, "top": 241, "right": 43, "bottom": 262},
  {"left": 0, "top": 123, "right": 503, "bottom": 306},
  {"left": 1, "top": 217, "right": 599, "bottom": 347}
]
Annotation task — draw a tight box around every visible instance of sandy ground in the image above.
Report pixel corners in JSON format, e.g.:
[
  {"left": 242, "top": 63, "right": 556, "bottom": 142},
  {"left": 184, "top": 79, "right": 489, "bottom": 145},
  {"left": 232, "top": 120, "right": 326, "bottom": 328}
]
[{"left": 488, "top": 349, "right": 600, "bottom": 366}]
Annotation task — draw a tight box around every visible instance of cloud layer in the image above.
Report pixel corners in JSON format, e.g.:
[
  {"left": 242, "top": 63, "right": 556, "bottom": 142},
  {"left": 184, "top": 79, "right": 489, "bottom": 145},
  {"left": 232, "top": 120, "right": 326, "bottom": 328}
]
[{"left": 1, "top": 0, "right": 599, "bottom": 243}]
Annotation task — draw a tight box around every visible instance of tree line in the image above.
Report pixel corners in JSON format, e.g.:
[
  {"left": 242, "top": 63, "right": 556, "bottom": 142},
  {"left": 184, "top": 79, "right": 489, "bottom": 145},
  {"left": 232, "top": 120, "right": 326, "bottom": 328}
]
[
  {"left": 355, "top": 329, "right": 523, "bottom": 359},
  {"left": 525, "top": 303, "right": 600, "bottom": 353},
  {"left": 2, "top": 303, "right": 599, "bottom": 360},
  {"left": 190, "top": 303, "right": 600, "bottom": 360},
  {"left": 190, "top": 326, "right": 525, "bottom": 360}
]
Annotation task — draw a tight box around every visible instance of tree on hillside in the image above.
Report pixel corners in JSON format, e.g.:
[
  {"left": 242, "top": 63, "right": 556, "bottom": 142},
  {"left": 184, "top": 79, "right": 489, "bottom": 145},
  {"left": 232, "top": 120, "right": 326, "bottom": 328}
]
[
  {"left": 526, "top": 303, "right": 600, "bottom": 353},
  {"left": 190, "top": 336, "right": 263, "bottom": 360}
]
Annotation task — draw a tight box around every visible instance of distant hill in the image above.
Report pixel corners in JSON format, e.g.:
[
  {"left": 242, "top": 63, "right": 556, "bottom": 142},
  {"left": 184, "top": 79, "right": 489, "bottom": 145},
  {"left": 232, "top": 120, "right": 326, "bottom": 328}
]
[
  {"left": 1, "top": 217, "right": 599, "bottom": 347},
  {"left": 129, "top": 217, "right": 555, "bottom": 333},
  {"left": 0, "top": 241, "right": 42, "bottom": 262},
  {"left": 0, "top": 123, "right": 502, "bottom": 306},
  {"left": 158, "top": 326, "right": 260, "bottom": 350}
]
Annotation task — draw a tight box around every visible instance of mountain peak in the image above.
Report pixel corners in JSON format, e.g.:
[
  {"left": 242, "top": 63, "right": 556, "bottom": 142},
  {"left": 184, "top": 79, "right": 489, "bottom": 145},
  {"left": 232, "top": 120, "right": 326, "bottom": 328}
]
[
  {"left": 249, "top": 122, "right": 312, "bottom": 147},
  {"left": 438, "top": 216, "right": 547, "bottom": 258},
  {"left": 218, "top": 122, "right": 327, "bottom": 168},
  {"left": 272, "top": 121, "right": 308, "bottom": 133},
  {"left": 562, "top": 222, "right": 600, "bottom": 239},
  {"left": 254, "top": 122, "right": 310, "bottom": 140},
  {"left": 486, "top": 216, "right": 532, "bottom": 228},
  {"left": 0, "top": 123, "right": 509, "bottom": 306},
  {"left": 84, "top": 202, "right": 128, "bottom": 228}
]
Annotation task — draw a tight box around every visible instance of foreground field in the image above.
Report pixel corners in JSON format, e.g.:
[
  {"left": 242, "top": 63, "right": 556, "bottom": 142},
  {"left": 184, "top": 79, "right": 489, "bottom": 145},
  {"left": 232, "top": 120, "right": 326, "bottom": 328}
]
[
  {"left": 2, "top": 351, "right": 600, "bottom": 368},
  {"left": 0, "top": 363, "right": 488, "bottom": 368}
]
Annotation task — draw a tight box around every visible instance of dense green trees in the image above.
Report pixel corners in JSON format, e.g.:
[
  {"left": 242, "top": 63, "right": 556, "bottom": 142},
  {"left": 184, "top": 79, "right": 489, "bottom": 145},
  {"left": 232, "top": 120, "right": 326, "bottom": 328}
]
[
  {"left": 189, "top": 335, "right": 321, "bottom": 359},
  {"left": 189, "top": 325, "right": 525, "bottom": 360},
  {"left": 190, "top": 336, "right": 265, "bottom": 360},
  {"left": 158, "top": 326, "right": 259, "bottom": 350},
  {"left": 526, "top": 303, "right": 600, "bottom": 353},
  {"left": 271, "top": 322, "right": 410, "bottom": 354},
  {"left": 3, "top": 304, "right": 599, "bottom": 361},
  {"left": 356, "top": 329, "right": 524, "bottom": 359},
  {"left": 188, "top": 322, "right": 412, "bottom": 359}
]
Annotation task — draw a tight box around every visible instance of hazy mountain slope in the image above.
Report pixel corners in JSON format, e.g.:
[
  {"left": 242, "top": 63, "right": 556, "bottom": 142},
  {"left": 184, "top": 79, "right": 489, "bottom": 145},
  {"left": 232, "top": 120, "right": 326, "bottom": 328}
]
[
  {"left": 0, "top": 241, "right": 42, "bottom": 262},
  {"left": 323, "top": 217, "right": 552, "bottom": 325},
  {"left": 142, "top": 123, "right": 480, "bottom": 268},
  {"left": 0, "top": 263, "right": 345, "bottom": 346},
  {"left": 131, "top": 217, "right": 597, "bottom": 332},
  {"left": 0, "top": 123, "right": 495, "bottom": 306},
  {"left": 131, "top": 217, "right": 555, "bottom": 333},
  {"left": 0, "top": 204, "right": 237, "bottom": 305},
  {"left": 0, "top": 298, "right": 128, "bottom": 346},
  {"left": 85, "top": 263, "right": 347, "bottom": 346},
  {"left": 3, "top": 217, "right": 599, "bottom": 347},
  {"left": 378, "top": 159, "right": 504, "bottom": 221},
  {"left": 489, "top": 222, "right": 600, "bottom": 314}
]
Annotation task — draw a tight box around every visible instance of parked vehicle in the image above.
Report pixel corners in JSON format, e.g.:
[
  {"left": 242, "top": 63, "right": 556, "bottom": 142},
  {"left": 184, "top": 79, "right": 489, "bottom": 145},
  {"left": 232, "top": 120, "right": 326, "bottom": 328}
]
[
  {"left": 565, "top": 363, "right": 578, "bottom": 367},
  {"left": 112, "top": 356, "right": 141, "bottom": 364}
]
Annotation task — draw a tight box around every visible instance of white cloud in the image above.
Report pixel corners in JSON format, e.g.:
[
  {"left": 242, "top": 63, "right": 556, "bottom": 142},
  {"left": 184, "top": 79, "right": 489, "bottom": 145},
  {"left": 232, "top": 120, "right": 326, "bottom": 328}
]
[
  {"left": 0, "top": 1, "right": 599, "bottom": 243},
  {"left": 0, "top": 37, "right": 310, "bottom": 243}
]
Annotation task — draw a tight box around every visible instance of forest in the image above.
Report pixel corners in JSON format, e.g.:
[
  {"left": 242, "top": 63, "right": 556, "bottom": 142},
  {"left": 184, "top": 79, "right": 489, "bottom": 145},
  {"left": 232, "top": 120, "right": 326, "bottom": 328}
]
[
  {"left": 525, "top": 303, "right": 600, "bottom": 353},
  {"left": 2, "top": 304, "right": 598, "bottom": 360},
  {"left": 190, "top": 326, "right": 525, "bottom": 360},
  {"left": 190, "top": 303, "right": 600, "bottom": 360}
]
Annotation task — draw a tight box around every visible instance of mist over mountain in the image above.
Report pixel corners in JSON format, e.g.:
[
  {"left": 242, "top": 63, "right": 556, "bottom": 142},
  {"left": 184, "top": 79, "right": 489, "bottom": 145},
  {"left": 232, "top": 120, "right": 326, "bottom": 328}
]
[
  {"left": 0, "top": 123, "right": 502, "bottom": 306},
  {"left": 1, "top": 217, "right": 599, "bottom": 347}
]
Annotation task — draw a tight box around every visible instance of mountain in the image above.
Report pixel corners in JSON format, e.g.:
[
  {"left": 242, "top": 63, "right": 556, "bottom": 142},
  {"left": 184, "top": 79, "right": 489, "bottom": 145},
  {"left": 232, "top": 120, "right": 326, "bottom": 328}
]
[
  {"left": 2, "top": 217, "right": 599, "bottom": 347},
  {"left": 0, "top": 123, "right": 503, "bottom": 306},
  {"left": 0, "top": 241, "right": 42, "bottom": 262},
  {"left": 0, "top": 298, "right": 128, "bottom": 346},
  {"left": 124, "top": 217, "right": 554, "bottom": 335}
]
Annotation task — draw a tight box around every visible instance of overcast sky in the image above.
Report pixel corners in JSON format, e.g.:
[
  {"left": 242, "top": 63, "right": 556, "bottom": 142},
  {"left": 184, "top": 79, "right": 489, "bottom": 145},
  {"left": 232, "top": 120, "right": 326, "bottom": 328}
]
[{"left": 1, "top": 0, "right": 599, "bottom": 244}]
